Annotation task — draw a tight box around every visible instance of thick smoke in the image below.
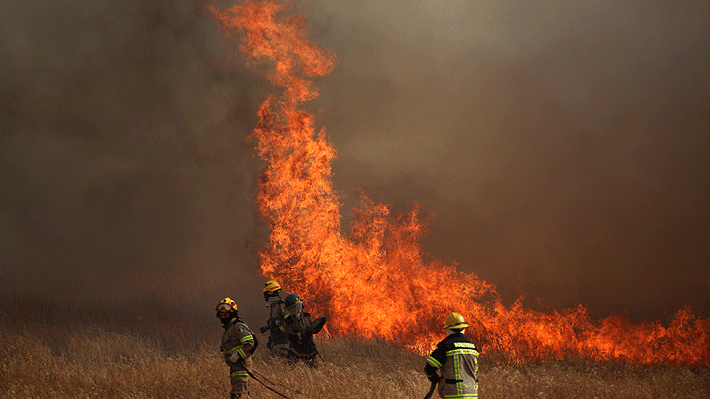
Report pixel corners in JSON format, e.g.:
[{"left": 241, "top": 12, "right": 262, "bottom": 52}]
[
  {"left": 306, "top": 0, "right": 710, "bottom": 321},
  {"left": 1, "top": 0, "right": 709, "bottom": 329},
  {"left": 0, "top": 0, "right": 268, "bottom": 325}
]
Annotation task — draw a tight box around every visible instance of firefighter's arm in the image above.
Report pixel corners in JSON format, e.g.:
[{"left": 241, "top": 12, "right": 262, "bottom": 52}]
[
  {"left": 424, "top": 363, "right": 442, "bottom": 382},
  {"left": 259, "top": 319, "right": 272, "bottom": 333},
  {"left": 312, "top": 316, "right": 326, "bottom": 334},
  {"left": 277, "top": 316, "right": 289, "bottom": 334},
  {"left": 424, "top": 364, "right": 442, "bottom": 382},
  {"left": 272, "top": 316, "right": 285, "bottom": 332},
  {"left": 227, "top": 329, "right": 257, "bottom": 363},
  {"left": 424, "top": 344, "right": 446, "bottom": 382},
  {"left": 240, "top": 332, "right": 257, "bottom": 357},
  {"left": 249, "top": 334, "right": 259, "bottom": 355}
]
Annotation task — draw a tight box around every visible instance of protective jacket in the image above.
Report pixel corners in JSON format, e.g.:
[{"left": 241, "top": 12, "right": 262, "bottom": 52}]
[
  {"left": 265, "top": 296, "right": 289, "bottom": 352},
  {"left": 281, "top": 312, "right": 325, "bottom": 361},
  {"left": 221, "top": 318, "right": 257, "bottom": 398},
  {"left": 424, "top": 332, "right": 479, "bottom": 399}
]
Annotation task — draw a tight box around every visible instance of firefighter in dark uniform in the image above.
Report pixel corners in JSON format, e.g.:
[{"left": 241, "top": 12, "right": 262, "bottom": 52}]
[
  {"left": 261, "top": 279, "right": 289, "bottom": 356},
  {"left": 424, "top": 312, "right": 480, "bottom": 399},
  {"left": 216, "top": 297, "right": 259, "bottom": 399},
  {"left": 280, "top": 294, "right": 326, "bottom": 365}
]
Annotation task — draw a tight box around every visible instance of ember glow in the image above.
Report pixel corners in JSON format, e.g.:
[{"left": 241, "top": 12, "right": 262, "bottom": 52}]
[{"left": 208, "top": 0, "right": 710, "bottom": 366}]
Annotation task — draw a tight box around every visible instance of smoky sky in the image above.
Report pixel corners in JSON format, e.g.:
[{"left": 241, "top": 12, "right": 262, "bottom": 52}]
[
  {"left": 309, "top": 0, "right": 710, "bottom": 322},
  {"left": 0, "top": 0, "right": 271, "bottom": 323},
  {"left": 2, "top": 0, "right": 709, "bottom": 326}
]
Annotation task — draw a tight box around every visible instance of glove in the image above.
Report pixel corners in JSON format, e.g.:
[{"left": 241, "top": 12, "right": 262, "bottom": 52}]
[
  {"left": 313, "top": 316, "right": 326, "bottom": 334},
  {"left": 228, "top": 352, "right": 243, "bottom": 364},
  {"left": 428, "top": 374, "right": 442, "bottom": 383}
]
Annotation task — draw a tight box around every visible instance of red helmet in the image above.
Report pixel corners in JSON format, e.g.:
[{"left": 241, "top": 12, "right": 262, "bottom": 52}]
[{"left": 263, "top": 279, "right": 282, "bottom": 293}]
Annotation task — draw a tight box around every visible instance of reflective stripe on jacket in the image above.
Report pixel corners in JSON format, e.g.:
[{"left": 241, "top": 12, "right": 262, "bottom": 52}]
[
  {"left": 221, "top": 318, "right": 256, "bottom": 370},
  {"left": 424, "top": 333, "right": 479, "bottom": 399}
]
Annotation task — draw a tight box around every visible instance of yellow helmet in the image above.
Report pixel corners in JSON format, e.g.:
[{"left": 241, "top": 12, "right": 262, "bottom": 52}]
[
  {"left": 216, "top": 297, "right": 238, "bottom": 315},
  {"left": 443, "top": 312, "right": 469, "bottom": 330},
  {"left": 263, "top": 279, "right": 282, "bottom": 293}
]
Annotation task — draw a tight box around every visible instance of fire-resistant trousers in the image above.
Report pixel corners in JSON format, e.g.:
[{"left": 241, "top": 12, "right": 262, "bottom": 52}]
[{"left": 229, "top": 369, "right": 250, "bottom": 399}]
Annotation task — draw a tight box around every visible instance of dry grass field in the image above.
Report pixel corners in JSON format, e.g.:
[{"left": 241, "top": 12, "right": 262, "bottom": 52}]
[{"left": 1, "top": 315, "right": 708, "bottom": 399}]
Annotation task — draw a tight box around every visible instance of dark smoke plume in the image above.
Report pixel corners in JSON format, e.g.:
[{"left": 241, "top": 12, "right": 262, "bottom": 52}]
[
  {"left": 307, "top": 0, "right": 710, "bottom": 322},
  {"left": 1, "top": 0, "right": 268, "bottom": 325},
  {"left": 2, "top": 0, "right": 709, "bottom": 329}
]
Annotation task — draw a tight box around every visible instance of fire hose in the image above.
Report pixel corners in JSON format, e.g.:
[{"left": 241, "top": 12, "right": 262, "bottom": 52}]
[
  {"left": 243, "top": 365, "right": 296, "bottom": 399},
  {"left": 423, "top": 380, "right": 437, "bottom": 399}
]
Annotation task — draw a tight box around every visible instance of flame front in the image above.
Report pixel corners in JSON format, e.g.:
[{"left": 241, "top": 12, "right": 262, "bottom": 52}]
[{"left": 208, "top": 0, "right": 710, "bottom": 366}]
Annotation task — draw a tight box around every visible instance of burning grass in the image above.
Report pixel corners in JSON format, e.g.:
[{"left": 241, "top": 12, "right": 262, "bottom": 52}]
[
  {"left": 204, "top": 0, "right": 710, "bottom": 366},
  {"left": 1, "top": 322, "right": 708, "bottom": 398}
]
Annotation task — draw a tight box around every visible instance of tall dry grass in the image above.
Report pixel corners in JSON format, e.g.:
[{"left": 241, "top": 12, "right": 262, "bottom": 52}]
[{"left": 2, "top": 321, "right": 709, "bottom": 399}]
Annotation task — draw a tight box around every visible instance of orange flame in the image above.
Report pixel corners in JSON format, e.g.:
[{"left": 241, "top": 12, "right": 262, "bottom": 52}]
[{"left": 208, "top": 0, "right": 710, "bottom": 366}]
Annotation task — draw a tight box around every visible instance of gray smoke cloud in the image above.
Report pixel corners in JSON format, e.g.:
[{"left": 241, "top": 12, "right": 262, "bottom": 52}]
[
  {"left": 1, "top": 0, "right": 709, "bottom": 328},
  {"left": 0, "top": 0, "right": 269, "bottom": 324},
  {"left": 307, "top": 0, "right": 710, "bottom": 321}
]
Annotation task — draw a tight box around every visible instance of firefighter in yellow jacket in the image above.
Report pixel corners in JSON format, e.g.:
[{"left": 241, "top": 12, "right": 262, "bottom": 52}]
[
  {"left": 280, "top": 294, "right": 326, "bottom": 364},
  {"left": 260, "top": 279, "right": 289, "bottom": 356},
  {"left": 216, "top": 298, "right": 258, "bottom": 399},
  {"left": 424, "top": 312, "right": 480, "bottom": 399}
]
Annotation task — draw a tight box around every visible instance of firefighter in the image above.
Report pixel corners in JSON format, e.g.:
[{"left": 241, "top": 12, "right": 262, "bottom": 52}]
[
  {"left": 424, "top": 312, "right": 480, "bottom": 399},
  {"left": 216, "top": 297, "right": 258, "bottom": 399},
  {"left": 280, "top": 293, "right": 326, "bottom": 365},
  {"left": 260, "top": 279, "right": 289, "bottom": 355}
]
